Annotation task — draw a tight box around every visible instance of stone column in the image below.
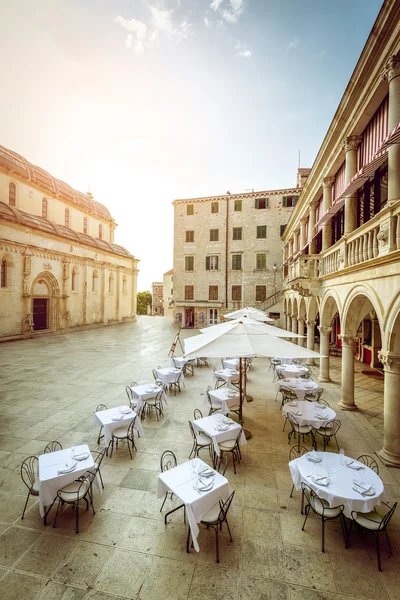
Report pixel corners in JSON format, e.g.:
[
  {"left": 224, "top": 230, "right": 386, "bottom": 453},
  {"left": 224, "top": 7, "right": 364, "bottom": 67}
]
[
  {"left": 300, "top": 219, "right": 307, "bottom": 251},
  {"left": 298, "top": 318, "right": 305, "bottom": 347},
  {"left": 116, "top": 267, "right": 121, "bottom": 322},
  {"left": 338, "top": 335, "right": 358, "bottom": 410},
  {"left": 322, "top": 177, "right": 335, "bottom": 251},
  {"left": 306, "top": 320, "right": 316, "bottom": 365},
  {"left": 293, "top": 231, "right": 299, "bottom": 254},
  {"left": 343, "top": 135, "right": 362, "bottom": 234},
  {"left": 287, "top": 314, "right": 292, "bottom": 334},
  {"left": 283, "top": 312, "right": 288, "bottom": 330},
  {"left": 309, "top": 203, "right": 318, "bottom": 254},
  {"left": 292, "top": 316, "right": 298, "bottom": 344},
  {"left": 318, "top": 326, "right": 332, "bottom": 382},
  {"left": 378, "top": 350, "right": 400, "bottom": 467},
  {"left": 382, "top": 57, "right": 400, "bottom": 205}
]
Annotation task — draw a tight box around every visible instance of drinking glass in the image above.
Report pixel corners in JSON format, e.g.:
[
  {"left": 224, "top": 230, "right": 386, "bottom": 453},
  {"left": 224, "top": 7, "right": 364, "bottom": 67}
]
[
  {"left": 339, "top": 448, "right": 345, "bottom": 464},
  {"left": 189, "top": 458, "right": 197, "bottom": 476}
]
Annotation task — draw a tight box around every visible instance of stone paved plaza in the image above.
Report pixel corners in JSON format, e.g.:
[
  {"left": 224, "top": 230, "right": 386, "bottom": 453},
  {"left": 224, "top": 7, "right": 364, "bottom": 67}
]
[{"left": 0, "top": 317, "right": 399, "bottom": 600}]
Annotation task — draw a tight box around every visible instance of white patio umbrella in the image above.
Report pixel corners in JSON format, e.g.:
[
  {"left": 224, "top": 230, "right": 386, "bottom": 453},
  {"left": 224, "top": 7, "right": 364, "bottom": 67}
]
[
  {"left": 200, "top": 315, "right": 305, "bottom": 339},
  {"left": 184, "top": 319, "right": 324, "bottom": 428},
  {"left": 224, "top": 307, "right": 274, "bottom": 323}
]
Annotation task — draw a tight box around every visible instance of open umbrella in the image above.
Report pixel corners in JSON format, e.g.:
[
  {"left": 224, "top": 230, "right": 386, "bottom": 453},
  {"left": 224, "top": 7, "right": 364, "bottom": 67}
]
[
  {"left": 200, "top": 315, "right": 305, "bottom": 338},
  {"left": 184, "top": 319, "right": 324, "bottom": 433},
  {"left": 224, "top": 307, "right": 274, "bottom": 322}
]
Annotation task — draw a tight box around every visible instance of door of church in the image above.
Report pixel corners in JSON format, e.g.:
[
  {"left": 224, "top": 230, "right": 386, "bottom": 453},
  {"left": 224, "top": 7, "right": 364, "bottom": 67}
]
[{"left": 33, "top": 298, "right": 48, "bottom": 330}]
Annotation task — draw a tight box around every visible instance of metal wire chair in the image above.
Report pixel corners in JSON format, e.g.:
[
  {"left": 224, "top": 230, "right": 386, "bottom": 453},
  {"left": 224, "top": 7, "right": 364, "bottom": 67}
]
[
  {"left": 277, "top": 385, "right": 297, "bottom": 408},
  {"left": 357, "top": 454, "right": 379, "bottom": 474},
  {"left": 143, "top": 389, "right": 164, "bottom": 421},
  {"left": 126, "top": 384, "right": 138, "bottom": 410},
  {"left": 44, "top": 441, "right": 62, "bottom": 454},
  {"left": 194, "top": 408, "right": 203, "bottom": 420},
  {"left": 109, "top": 416, "right": 138, "bottom": 459},
  {"left": 217, "top": 455, "right": 228, "bottom": 476},
  {"left": 53, "top": 471, "right": 96, "bottom": 534},
  {"left": 289, "top": 445, "right": 308, "bottom": 512},
  {"left": 213, "top": 367, "right": 227, "bottom": 389},
  {"left": 206, "top": 385, "right": 221, "bottom": 416},
  {"left": 216, "top": 430, "right": 242, "bottom": 474},
  {"left": 301, "top": 482, "right": 347, "bottom": 552},
  {"left": 170, "top": 369, "right": 184, "bottom": 395},
  {"left": 188, "top": 421, "right": 213, "bottom": 459},
  {"left": 314, "top": 419, "right": 341, "bottom": 451},
  {"left": 20, "top": 456, "right": 39, "bottom": 520},
  {"left": 287, "top": 412, "right": 315, "bottom": 450},
  {"left": 304, "top": 388, "right": 324, "bottom": 402},
  {"left": 89, "top": 447, "right": 107, "bottom": 490},
  {"left": 186, "top": 491, "right": 235, "bottom": 563},
  {"left": 160, "top": 450, "right": 185, "bottom": 524},
  {"left": 348, "top": 502, "right": 397, "bottom": 571},
  {"left": 95, "top": 404, "right": 107, "bottom": 444}
]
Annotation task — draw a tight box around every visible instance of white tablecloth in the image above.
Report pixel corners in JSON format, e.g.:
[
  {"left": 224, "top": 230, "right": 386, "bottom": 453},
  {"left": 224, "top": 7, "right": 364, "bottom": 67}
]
[
  {"left": 277, "top": 364, "right": 308, "bottom": 378},
  {"left": 213, "top": 368, "right": 239, "bottom": 389},
  {"left": 156, "top": 367, "right": 185, "bottom": 386},
  {"left": 221, "top": 358, "right": 239, "bottom": 370},
  {"left": 206, "top": 388, "right": 243, "bottom": 416},
  {"left": 273, "top": 357, "right": 293, "bottom": 365},
  {"left": 38, "top": 445, "right": 102, "bottom": 517},
  {"left": 157, "top": 458, "right": 231, "bottom": 552},
  {"left": 93, "top": 406, "right": 144, "bottom": 448},
  {"left": 130, "top": 384, "right": 168, "bottom": 411},
  {"left": 193, "top": 414, "right": 246, "bottom": 456},
  {"left": 289, "top": 452, "right": 388, "bottom": 518},
  {"left": 282, "top": 400, "right": 336, "bottom": 428},
  {"left": 277, "top": 378, "right": 319, "bottom": 400},
  {"left": 171, "top": 356, "right": 195, "bottom": 369}
]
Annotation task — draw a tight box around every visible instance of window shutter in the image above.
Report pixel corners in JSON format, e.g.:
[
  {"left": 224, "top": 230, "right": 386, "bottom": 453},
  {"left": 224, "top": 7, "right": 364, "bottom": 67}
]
[
  {"left": 206, "top": 256, "right": 210, "bottom": 270},
  {"left": 282, "top": 196, "right": 287, "bottom": 207},
  {"left": 254, "top": 198, "right": 258, "bottom": 208},
  {"left": 266, "top": 198, "right": 269, "bottom": 208}
]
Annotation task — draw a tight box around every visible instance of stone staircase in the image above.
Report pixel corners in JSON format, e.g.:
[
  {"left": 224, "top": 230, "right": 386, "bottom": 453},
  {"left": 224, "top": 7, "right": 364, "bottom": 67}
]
[{"left": 262, "top": 290, "right": 283, "bottom": 310}]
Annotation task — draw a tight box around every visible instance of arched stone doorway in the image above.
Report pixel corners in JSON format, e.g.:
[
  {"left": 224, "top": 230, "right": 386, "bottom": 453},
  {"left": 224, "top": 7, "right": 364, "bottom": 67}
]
[
  {"left": 319, "top": 291, "right": 342, "bottom": 382},
  {"left": 31, "top": 272, "right": 60, "bottom": 332}
]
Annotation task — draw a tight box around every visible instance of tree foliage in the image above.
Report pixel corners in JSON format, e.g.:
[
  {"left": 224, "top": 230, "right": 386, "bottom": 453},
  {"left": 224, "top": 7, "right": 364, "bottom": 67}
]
[{"left": 137, "top": 291, "right": 152, "bottom": 315}]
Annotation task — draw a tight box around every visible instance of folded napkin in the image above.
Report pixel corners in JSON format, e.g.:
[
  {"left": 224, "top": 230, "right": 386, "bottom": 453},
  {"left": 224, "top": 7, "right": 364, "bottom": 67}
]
[
  {"left": 316, "top": 413, "right": 328, "bottom": 420},
  {"left": 72, "top": 451, "right": 89, "bottom": 461},
  {"left": 216, "top": 424, "right": 229, "bottom": 431},
  {"left": 305, "top": 384, "right": 314, "bottom": 389},
  {"left": 311, "top": 473, "right": 329, "bottom": 486},
  {"left": 354, "top": 481, "right": 374, "bottom": 495},
  {"left": 317, "top": 404, "right": 327, "bottom": 410},
  {"left": 347, "top": 461, "right": 364, "bottom": 470},
  {"left": 57, "top": 461, "right": 77, "bottom": 475},
  {"left": 196, "top": 477, "right": 214, "bottom": 491},
  {"left": 199, "top": 467, "right": 214, "bottom": 477},
  {"left": 222, "top": 417, "right": 234, "bottom": 424},
  {"left": 120, "top": 407, "right": 131, "bottom": 414},
  {"left": 291, "top": 410, "right": 302, "bottom": 416},
  {"left": 145, "top": 388, "right": 154, "bottom": 393},
  {"left": 112, "top": 415, "right": 124, "bottom": 421},
  {"left": 307, "top": 450, "right": 322, "bottom": 463}
]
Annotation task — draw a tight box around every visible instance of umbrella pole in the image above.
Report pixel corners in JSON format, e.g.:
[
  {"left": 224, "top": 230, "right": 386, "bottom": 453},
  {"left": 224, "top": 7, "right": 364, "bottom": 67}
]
[
  {"left": 240, "top": 357, "right": 252, "bottom": 440},
  {"left": 243, "top": 357, "right": 253, "bottom": 402}
]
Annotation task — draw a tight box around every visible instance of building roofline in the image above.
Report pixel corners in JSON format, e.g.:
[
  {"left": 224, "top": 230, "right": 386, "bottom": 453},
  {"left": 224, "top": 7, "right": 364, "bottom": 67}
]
[
  {"left": 173, "top": 187, "right": 301, "bottom": 204},
  {"left": 163, "top": 269, "right": 173, "bottom": 275}
]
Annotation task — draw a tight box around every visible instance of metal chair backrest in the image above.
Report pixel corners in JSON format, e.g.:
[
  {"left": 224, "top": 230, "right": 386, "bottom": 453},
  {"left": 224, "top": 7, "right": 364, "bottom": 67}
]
[
  {"left": 92, "top": 447, "right": 106, "bottom": 469},
  {"left": 357, "top": 454, "right": 379, "bottom": 474},
  {"left": 188, "top": 420, "right": 196, "bottom": 440},
  {"left": 317, "top": 396, "right": 329, "bottom": 406},
  {"left": 289, "top": 445, "right": 308, "bottom": 461},
  {"left": 58, "top": 472, "right": 92, "bottom": 501},
  {"left": 125, "top": 386, "right": 134, "bottom": 401},
  {"left": 218, "top": 490, "right": 235, "bottom": 522},
  {"left": 276, "top": 370, "right": 285, "bottom": 380},
  {"left": 21, "top": 456, "right": 38, "bottom": 490},
  {"left": 326, "top": 419, "right": 341, "bottom": 435},
  {"left": 152, "top": 369, "right": 158, "bottom": 380},
  {"left": 127, "top": 417, "right": 137, "bottom": 438},
  {"left": 130, "top": 381, "right": 138, "bottom": 387},
  {"left": 312, "top": 389, "right": 324, "bottom": 401},
  {"left": 44, "top": 441, "right": 62, "bottom": 454},
  {"left": 160, "top": 450, "right": 177, "bottom": 472},
  {"left": 96, "top": 404, "right": 107, "bottom": 412},
  {"left": 135, "top": 405, "right": 144, "bottom": 419},
  {"left": 287, "top": 412, "right": 300, "bottom": 429},
  {"left": 194, "top": 409, "right": 203, "bottom": 420},
  {"left": 380, "top": 502, "right": 397, "bottom": 531},
  {"left": 155, "top": 389, "right": 164, "bottom": 402},
  {"left": 218, "top": 456, "right": 228, "bottom": 476}
]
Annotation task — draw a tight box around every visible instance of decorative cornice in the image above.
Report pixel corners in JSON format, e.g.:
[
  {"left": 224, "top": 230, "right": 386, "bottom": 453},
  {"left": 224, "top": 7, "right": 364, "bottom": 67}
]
[
  {"left": 173, "top": 188, "right": 301, "bottom": 204},
  {"left": 306, "top": 320, "right": 316, "bottom": 327},
  {"left": 378, "top": 350, "right": 400, "bottom": 373},
  {"left": 322, "top": 176, "right": 335, "bottom": 188},
  {"left": 342, "top": 135, "right": 363, "bottom": 153},
  {"left": 318, "top": 326, "right": 332, "bottom": 335},
  {"left": 381, "top": 56, "right": 400, "bottom": 83},
  {"left": 338, "top": 334, "right": 357, "bottom": 345}
]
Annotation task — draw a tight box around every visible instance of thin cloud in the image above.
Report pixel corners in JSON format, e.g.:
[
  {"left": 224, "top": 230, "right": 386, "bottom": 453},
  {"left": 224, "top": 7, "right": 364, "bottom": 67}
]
[
  {"left": 114, "top": 16, "right": 148, "bottom": 54},
  {"left": 288, "top": 37, "right": 299, "bottom": 50},
  {"left": 210, "top": 0, "right": 244, "bottom": 24},
  {"left": 235, "top": 40, "right": 252, "bottom": 58},
  {"left": 204, "top": 16, "right": 211, "bottom": 27},
  {"left": 210, "top": 0, "right": 224, "bottom": 10}
]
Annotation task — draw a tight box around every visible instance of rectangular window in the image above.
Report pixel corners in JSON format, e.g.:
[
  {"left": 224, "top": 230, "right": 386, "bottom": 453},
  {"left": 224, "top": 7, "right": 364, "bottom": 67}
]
[
  {"left": 256, "top": 253, "right": 266, "bottom": 270},
  {"left": 185, "top": 285, "right": 194, "bottom": 300},
  {"left": 232, "top": 254, "right": 242, "bottom": 270},
  {"left": 234, "top": 200, "right": 242, "bottom": 211},
  {"left": 187, "top": 204, "right": 194, "bottom": 215},
  {"left": 232, "top": 227, "right": 242, "bottom": 240},
  {"left": 185, "top": 230, "right": 194, "bottom": 242},
  {"left": 256, "top": 285, "right": 267, "bottom": 301},
  {"left": 185, "top": 256, "right": 194, "bottom": 271},
  {"left": 282, "top": 195, "right": 298, "bottom": 207},
  {"left": 256, "top": 225, "right": 266, "bottom": 239},
  {"left": 211, "top": 202, "right": 219, "bottom": 214},
  {"left": 206, "top": 256, "right": 219, "bottom": 270},
  {"left": 209, "top": 285, "right": 218, "bottom": 300},
  {"left": 210, "top": 229, "right": 219, "bottom": 241},
  {"left": 255, "top": 197, "right": 268, "bottom": 209},
  {"left": 232, "top": 285, "right": 242, "bottom": 301}
]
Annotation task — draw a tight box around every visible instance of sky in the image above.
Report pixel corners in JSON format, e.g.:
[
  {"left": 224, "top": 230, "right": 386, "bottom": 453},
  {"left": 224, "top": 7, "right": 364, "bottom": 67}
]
[{"left": 0, "top": 0, "right": 383, "bottom": 291}]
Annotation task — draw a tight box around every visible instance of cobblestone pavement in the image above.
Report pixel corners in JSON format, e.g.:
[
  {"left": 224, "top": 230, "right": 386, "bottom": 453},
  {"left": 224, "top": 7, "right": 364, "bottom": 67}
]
[{"left": 0, "top": 316, "right": 399, "bottom": 600}]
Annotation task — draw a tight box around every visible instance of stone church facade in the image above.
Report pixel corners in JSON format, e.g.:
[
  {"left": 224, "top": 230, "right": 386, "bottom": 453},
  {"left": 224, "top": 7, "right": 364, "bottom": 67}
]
[{"left": 0, "top": 144, "right": 139, "bottom": 341}]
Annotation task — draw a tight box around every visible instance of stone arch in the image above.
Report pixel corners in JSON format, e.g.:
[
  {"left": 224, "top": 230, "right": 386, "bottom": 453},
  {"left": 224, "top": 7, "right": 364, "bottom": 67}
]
[
  {"left": 320, "top": 289, "right": 342, "bottom": 328},
  {"left": 341, "top": 284, "right": 384, "bottom": 338},
  {"left": 306, "top": 296, "right": 320, "bottom": 324},
  {"left": 298, "top": 297, "right": 307, "bottom": 320},
  {"left": 30, "top": 271, "right": 61, "bottom": 332},
  {"left": 381, "top": 290, "right": 400, "bottom": 354},
  {"left": 287, "top": 297, "right": 292, "bottom": 316},
  {"left": 0, "top": 251, "right": 14, "bottom": 289},
  {"left": 292, "top": 296, "right": 298, "bottom": 317}
]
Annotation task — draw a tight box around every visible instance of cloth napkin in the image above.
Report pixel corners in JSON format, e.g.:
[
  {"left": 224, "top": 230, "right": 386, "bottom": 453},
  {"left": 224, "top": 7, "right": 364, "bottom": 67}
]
[
  {"left": 57, "top": 461, "right": 77, "bottom": 475},
  {"left": 315, "top": 413, "right": 328, "bottom": 420},
  {"left": 112, "top": 415, "right": 124, "bottom": 421},
  {"left": 311, "top": 473, "right": 329, "bottom": 486},
  {"left": 354, "top": 481, "right": 374, "bottom": 494},
  {"left": 291, "top": 410, "right": 302, "bottom": 416},
  {"left": 307, "top": 450, "right": 322, "bottom": 463},
  {"left": 346, "top": 461, "right": 364, "bottom": 470}
]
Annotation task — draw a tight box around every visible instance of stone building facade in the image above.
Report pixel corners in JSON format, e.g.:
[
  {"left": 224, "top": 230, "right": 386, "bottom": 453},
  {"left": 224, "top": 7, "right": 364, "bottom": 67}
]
[
  {"left": 0, "top": 144, "right": 139, "bottom": 341},
  {"left": 163, "top": 269, "right": 174, "bottom": 321},
  {"left": 173, "top": 186, "right": 301, "bottom": 328},
  {"left": 151, "top": 282, "right": 164, "bottom": 316},
  {"left": 281, "top": 0, "right": 400, "bottom": 466}
]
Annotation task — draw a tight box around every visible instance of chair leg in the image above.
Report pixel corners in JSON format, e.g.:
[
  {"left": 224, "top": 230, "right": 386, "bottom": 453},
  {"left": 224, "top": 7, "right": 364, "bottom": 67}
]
[
  {"left": 340, "top": 513, "right": 348, "bottom": 548},
  {"left": 384, "top": 529, "right": 393, "bottom": 555},
  {"left": 75, "top": 501, "right": 79, "bottom": 534},
  {"left": 376, "top": 533, "right": 382, "bottom": 571},
  {"left": 127, "top": 439, "right": 133, "bottom": 459},
  {"left": 160, "top": 493, "right": 168, "bottom": 512},
  {"left": 302, "top": 504, "right": 310, "bottom": 531},
  {"left": 186, "top": 526, "right": 191, "bottom": 553},
  {"left": 99, "top": 469, "right": 104, "bottom": 490},
  {"left": 215, "top": 526, "right": 220, "bottom": 563},
  {"left": 225, "top": 517, "right": 233, "bottom": 542},
  {"left": 21, "top": 491, "right": 31, "bottom": 520},
  {"left": 110, "top": 437, "right": 114, "bottom": 457},
  {"left": 321, "top": 517, "right": 325, "bottom": 552},
  {"left": 290, "top": 484, "right": 294, "bottom": 498}
]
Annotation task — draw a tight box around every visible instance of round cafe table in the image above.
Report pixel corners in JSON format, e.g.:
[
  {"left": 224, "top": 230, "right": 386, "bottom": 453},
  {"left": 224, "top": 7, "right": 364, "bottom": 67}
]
[
  {"left": 289, "top": 451, "right": 387, "bottom": 518},
  {"left": 282, "top": 400, "right": 336, "bottom": 429},
  {"left": 277, "top": 364, "right": 308, "bottom": 378},
  {"left": 277, "top": 377, "right": 318, "bottom": 400}
]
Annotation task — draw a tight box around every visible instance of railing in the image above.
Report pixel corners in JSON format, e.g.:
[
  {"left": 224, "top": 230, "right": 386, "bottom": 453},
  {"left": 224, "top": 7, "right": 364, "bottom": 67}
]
[{"left": 263, "top": 290, "right": 283, "bottom": 309}]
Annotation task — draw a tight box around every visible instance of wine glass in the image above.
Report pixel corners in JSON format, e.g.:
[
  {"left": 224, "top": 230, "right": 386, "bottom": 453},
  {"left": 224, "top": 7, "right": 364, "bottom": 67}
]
[
  {"left": 339, "top": 448, "right": 345, "bottom": 464},
  {"left": 189, "top": 458, "right": 198, "bottom": 476}
]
